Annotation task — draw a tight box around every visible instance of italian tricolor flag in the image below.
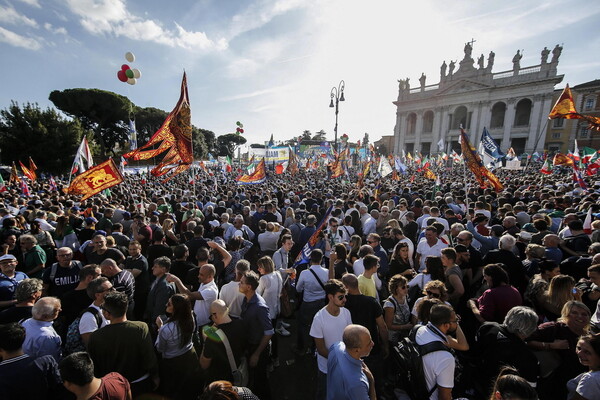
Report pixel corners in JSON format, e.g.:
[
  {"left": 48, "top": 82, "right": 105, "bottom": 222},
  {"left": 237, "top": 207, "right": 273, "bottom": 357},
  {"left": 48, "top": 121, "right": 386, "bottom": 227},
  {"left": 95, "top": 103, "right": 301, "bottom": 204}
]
[
  {"left": 540, "top": 158, "right": 553, "bottom": 175},
  {"left": 0, "top": 175, "right": 6, "bottom": 192}
]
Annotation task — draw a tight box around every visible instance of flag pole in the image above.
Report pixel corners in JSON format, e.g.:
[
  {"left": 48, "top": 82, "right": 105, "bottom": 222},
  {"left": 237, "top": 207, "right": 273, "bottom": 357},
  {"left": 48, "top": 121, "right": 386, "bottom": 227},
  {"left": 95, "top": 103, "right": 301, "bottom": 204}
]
[{"left": 525, "top": 118, "right": 549, "bottom": 171}]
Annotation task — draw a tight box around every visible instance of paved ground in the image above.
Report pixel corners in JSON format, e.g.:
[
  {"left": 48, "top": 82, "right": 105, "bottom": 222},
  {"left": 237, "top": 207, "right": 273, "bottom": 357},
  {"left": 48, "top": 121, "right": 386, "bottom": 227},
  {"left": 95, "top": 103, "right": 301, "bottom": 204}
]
[{"left": 269, "top": 315, "right": 318, "bottom": 400}]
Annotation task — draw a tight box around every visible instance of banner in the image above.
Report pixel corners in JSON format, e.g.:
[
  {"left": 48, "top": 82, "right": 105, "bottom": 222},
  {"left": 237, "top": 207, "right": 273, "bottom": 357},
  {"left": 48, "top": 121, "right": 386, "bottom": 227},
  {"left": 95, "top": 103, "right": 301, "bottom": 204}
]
[
  {"left": 66, "top": 159, "right": 124, "bottom": 201},
  {"left": 460, "top": 128, "right": 503, "bottom": 192}
]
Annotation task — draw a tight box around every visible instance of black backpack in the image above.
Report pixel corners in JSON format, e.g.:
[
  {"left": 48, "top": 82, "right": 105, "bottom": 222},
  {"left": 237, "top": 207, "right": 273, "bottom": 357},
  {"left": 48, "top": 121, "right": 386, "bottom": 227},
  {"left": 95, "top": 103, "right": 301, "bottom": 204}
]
[
  {"left": 384, "top": 324, "right": 451, "bottom": 400},
  {"left": 64, "top": 307, "right": 102, "bottom": 355}
]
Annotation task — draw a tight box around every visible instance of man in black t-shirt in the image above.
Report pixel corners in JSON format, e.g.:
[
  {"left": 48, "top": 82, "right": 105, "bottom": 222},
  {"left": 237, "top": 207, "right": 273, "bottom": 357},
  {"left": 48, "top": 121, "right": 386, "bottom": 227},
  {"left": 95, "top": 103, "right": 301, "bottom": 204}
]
[
  {"left": 341, "top": 273, "right": 389, "bottom": 397},
  {"left": 42, "top": 247, "right": 82, "bottom": 298},
  {"left": 85, "top": 234, "right": 125, "bottom": 266},
  {"left": 200, "top": 299, "right": 247, "bottom": 383}
]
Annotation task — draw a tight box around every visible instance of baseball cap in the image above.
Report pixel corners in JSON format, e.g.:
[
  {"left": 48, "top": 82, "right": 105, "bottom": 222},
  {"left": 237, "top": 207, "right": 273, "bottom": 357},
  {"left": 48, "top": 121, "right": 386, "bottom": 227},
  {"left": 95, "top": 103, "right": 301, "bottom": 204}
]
[
  {"left": 0, "top": 254, "right": 17, "bottom": 262},
  {"left": 209, "top": 220, "right": 220, "bottom": 228},
  {"left": 85, "top": 217, "right": 98, "bottom": 224}
]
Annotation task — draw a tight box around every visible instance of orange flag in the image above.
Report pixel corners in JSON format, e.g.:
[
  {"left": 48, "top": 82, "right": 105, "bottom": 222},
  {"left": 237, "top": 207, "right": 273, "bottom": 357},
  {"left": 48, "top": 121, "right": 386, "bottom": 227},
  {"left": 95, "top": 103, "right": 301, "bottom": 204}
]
[
  {"left": 548, "top": 85, "right": 579, "bottom": 119},
  {"left": 66, "top": 159, "right": 124, "bottom": 201},
  {"left": 553, "top": 153, "right": 574, "bottom": 166},
  {"left": 123, "top": 72, "right": 193, "bottom": 180},
  {"left": 19, "top": 161, "right": 36, "bottom": 181}
]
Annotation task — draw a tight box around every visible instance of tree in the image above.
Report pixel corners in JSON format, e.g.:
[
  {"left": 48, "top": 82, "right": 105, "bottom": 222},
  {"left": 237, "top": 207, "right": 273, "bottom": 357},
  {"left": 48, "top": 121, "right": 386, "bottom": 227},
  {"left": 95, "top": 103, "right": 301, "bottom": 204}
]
[
  {"left": 0, "top": 101, "right": 85, "bottom": 174},
  {"left": 313, "top": 129, "right": 327, "bottom": 141},
  {"left": 133, "top": 106, "right": 169, "bottom": 146},
  {"left": 301, "top": 130, "right": 312, "bottom": 140},
  {"left": 49, "top": 89, "right": 133, "bottom": 158},
  {"left": 217, "top": 133, "right": 247, "bottom": 158}
]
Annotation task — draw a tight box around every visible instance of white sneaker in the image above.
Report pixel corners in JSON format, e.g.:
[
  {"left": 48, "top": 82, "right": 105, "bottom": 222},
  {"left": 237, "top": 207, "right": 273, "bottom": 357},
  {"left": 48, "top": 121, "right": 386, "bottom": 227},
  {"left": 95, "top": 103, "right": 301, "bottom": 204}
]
[
  {"left": 281, "top": 321, "right": 291, "bottom": 328},
  {"left": 275, "top": 327, "right": 291, "bottom": 336}
]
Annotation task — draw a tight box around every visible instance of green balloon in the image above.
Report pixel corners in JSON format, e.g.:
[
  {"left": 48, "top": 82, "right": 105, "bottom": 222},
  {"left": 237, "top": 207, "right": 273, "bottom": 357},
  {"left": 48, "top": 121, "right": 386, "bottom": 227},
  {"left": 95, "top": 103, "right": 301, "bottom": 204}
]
[{"left": 126, "top": 69, "right": 134, "bottom": 79}]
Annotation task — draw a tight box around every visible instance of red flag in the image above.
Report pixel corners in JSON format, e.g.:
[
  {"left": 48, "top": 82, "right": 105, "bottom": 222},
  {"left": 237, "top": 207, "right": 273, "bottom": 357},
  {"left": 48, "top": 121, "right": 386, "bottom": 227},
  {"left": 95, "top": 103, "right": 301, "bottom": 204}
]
[
  {"left": 124, "top": 72, "right": 193, "bottom": 180},
  {"left": 19, "top": 161, "right": 36, "bottom": 181}
]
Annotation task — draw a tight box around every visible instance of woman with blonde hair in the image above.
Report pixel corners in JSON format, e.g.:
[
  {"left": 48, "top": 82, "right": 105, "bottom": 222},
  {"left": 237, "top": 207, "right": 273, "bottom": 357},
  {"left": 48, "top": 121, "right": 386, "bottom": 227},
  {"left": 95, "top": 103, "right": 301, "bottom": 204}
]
[
  {"left": 162, "top": 218, "right": 179, "bottom": 247},
  {"left": 540, "top": 274, "right": 581, "bottom": 321},
  {"left": 283, "top": 207, "right": 295, "bottom": 228}
]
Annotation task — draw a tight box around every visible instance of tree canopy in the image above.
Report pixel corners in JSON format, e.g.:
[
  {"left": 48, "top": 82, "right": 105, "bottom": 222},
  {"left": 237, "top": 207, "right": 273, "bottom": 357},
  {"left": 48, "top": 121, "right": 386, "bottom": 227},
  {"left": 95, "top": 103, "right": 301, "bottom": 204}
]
[
  {"left": 217, "top": 133, "right": 247, "bottom": 158},
  {"left": 49, "top": 88, "right": 132, "bottom": 158},
  {"left": 0, "top": 101, "right": 85, "bottom": 174}
]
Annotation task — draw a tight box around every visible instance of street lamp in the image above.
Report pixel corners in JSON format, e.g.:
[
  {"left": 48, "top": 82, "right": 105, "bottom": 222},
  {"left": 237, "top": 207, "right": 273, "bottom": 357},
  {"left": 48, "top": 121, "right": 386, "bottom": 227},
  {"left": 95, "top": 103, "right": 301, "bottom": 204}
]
[{"left": 329, "top": 80, "right": 345, "bottom": 152}]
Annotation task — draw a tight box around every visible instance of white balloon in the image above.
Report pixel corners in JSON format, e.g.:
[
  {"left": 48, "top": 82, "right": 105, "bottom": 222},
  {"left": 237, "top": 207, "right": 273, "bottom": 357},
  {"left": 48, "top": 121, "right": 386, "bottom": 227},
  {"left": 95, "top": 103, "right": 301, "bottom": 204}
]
[
  {"left": 132, "top": 68, "right": 141, "bottom": 79},
  {"left": 127, "top": 78, "right": 137, "bottom": 85},
  {"left": 125, "top": 52, "right": 135, "bottom": 62}
]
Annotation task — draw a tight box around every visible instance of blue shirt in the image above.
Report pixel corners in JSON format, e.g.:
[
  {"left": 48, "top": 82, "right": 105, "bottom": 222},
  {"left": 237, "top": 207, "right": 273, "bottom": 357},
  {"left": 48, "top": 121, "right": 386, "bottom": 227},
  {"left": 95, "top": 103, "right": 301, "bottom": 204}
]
[
  {"left": 241, "top": 293, "right": 274, "bottom": 345},
  {"left": 22, "top": 318, "right": 62, "bottom": 362},
  {"left": 327, "top": 341, "right": 370, "bottom": 400},
  {"left": 0, "top": 271, "right": 28, "bottom": 302}
]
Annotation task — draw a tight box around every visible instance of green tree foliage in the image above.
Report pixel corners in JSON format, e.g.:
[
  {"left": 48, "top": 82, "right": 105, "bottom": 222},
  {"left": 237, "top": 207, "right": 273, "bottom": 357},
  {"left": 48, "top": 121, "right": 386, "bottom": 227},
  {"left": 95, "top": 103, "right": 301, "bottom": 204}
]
[
  {"left": 313, "top": 129, "right": 327, "bottom": 141},
  {"left": 49, "top": 88, "right": 132, "bottom": 158},
  {"left": 0, "top": 102, "right": 85, "bottom": 174},
  {"left": 217, "top": 133, "right": 247, "bottom": 158},
  {"left": 301, "top": 130, "right": 312, "bottom": 140},
  {"left": 133, "top": 106, "right": 168, "bottom": 146}
]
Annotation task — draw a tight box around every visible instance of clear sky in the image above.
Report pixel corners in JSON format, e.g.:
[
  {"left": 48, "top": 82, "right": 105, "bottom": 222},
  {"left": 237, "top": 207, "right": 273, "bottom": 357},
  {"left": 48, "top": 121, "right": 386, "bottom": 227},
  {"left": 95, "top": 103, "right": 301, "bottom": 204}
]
[{"left": 1, "top": 0, "right": 599, "bottom": 148}]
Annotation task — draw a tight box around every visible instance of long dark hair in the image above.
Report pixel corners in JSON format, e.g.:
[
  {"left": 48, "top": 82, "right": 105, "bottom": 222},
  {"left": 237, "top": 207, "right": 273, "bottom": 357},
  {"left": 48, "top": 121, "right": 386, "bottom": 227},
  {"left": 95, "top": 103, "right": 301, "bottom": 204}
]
[
  {"left": 200, "top": 380, "right": 240, "bottom": 399},
  {"left": 424, "top": 256, "right": 445, "bottom": 281},
  {"left": 167, "top": 294, "right": 195, "bottom": 348}
]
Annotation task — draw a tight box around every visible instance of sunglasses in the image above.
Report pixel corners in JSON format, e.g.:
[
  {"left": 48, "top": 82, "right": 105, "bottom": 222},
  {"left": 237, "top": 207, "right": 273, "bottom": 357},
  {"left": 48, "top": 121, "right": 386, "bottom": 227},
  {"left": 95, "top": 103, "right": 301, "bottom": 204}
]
[
  {"left": 426, "top": 290, "right": 441, "bottom": 298},
  {"left": 336, "top": 294, "right": 346, "bottom": 301}
]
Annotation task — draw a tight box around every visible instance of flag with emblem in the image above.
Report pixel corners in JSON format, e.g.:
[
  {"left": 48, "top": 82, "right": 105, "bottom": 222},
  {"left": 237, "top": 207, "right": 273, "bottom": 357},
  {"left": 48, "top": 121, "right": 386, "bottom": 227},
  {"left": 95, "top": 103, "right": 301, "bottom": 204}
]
[{"left": 66, "top": 159, "right": 124, "bottom": 201}]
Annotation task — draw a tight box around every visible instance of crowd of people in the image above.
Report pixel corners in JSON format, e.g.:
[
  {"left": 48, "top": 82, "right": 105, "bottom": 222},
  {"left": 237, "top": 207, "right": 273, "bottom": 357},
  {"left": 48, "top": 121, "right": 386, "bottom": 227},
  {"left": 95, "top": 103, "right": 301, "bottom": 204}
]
[{"left": 0, "top": 164, "right": 600, "bottom": 400}]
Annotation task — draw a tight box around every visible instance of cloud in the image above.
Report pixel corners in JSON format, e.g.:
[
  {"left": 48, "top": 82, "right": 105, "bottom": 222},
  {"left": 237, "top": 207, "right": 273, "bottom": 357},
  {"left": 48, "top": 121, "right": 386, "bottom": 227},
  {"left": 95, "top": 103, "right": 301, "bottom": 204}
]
[
  {"left": 64, "top": 0, "right": 227, "bottom": 51},
  {"left": 0, "top": 26, "right": 41, "bottom": 50},
  {"left": 0, "top": 5, "right": 38, "bottom": 27},
  {"left": 228, "top": 0, "right": 307, "bottom": 39},
  {"left": 16, "top": 0, "right": 41, "bottom": 8},
  {"left": 44, "top": 23, "right": 67, "bottom": 35},
  {"left": 218, "top": 84, "right": 291, "bottom": 101}
]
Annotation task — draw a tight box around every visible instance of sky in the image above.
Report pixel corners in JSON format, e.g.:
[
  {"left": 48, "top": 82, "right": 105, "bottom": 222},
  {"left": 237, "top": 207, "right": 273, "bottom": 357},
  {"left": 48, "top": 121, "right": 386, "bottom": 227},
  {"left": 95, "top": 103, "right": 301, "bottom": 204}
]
[{"left": 1, "top": 0, "right": 600, "bottom": 150}]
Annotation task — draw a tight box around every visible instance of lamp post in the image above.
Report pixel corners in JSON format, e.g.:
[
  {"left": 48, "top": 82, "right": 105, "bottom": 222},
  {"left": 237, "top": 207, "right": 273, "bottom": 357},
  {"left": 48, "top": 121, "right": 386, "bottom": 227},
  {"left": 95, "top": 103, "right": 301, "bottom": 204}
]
[{"left": 329, "top": 80, "right": 345, "bottom": 152}]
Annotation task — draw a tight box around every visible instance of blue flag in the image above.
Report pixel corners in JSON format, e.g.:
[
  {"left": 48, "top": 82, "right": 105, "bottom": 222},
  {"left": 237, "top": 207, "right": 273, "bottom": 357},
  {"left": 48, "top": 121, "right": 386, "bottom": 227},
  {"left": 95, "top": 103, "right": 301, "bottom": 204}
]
[
  {"left": 480, "top": 127, "right": 504, "bottom": 159},
  {"left": 128, "top": 119, "right": 137, "bottom": 151},
  {"left": 293, "top": 205, "right": 333, "bottom": 268}
]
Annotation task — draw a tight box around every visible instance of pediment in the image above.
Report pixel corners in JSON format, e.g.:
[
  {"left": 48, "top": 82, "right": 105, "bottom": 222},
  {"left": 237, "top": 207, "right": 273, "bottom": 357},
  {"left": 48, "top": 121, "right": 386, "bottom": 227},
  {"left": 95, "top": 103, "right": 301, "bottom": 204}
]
[{"left": 436, "top": 79, "right": 491, "bottom": 96}]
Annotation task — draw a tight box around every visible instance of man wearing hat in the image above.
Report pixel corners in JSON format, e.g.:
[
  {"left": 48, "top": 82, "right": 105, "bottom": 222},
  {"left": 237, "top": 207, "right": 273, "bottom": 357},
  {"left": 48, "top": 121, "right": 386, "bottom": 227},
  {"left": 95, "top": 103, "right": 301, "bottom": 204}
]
[{"left": 0, "top": 254, "right": 27, "bottom": 309}]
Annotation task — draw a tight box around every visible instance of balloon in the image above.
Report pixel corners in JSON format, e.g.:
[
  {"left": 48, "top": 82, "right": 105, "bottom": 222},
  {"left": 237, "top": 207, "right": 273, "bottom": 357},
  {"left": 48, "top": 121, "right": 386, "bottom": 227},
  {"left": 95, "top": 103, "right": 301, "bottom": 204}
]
[
  {"left": 239, "top": 129, "right": 244, "bottom": 133},
  {"left": 127, "top": 78, "right": 137, "bottom": 85},
  {"left": 132, "top": 69, "right": 141, "bottom": 79},
  {"left": 117, "top": 70, "right": 127, "bottom": 82},
  {"left": 236, "top": 121, "right": 241, "bottom": 126},
  {"left": 238, "top": 123, "right": 243, "bottom": 128},
  {"left": 125, "top": 69, "right": 134, "bottom": 79},
  {"left": 121, "top": 64, "right": 130, "bottom": 71},
  {"left": 125, "top": 52, "right": 135, "bottom": 62}
]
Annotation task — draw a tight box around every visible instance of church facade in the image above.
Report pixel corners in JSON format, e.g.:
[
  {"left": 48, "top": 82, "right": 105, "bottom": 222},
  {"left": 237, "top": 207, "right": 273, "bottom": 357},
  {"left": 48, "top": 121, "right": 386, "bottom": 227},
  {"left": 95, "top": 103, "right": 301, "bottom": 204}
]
[{"left": 392, "top": 43, "right": 564, "bottom": 156}]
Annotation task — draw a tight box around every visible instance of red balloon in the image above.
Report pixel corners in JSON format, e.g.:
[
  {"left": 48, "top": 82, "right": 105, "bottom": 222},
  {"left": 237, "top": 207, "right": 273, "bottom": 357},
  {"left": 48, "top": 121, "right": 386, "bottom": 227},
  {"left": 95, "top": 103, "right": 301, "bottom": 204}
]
[
  {"left": 117, "top": 70, "right": 127, "bottom": 82},
  {"left": 121, "top": 64, "right": 130, "bottom": 71},
  {"left": 239, "top": 129, "right": 244, "bottom": 133}
]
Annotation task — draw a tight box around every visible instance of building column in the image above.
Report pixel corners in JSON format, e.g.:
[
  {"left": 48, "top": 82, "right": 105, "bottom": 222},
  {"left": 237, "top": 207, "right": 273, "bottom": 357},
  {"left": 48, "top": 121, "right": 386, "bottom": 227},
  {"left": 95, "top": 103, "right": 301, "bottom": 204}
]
[
  {"left": 431, "top": 107, "right": 443, "bottom": 153},
  {"left": 469, "top": 103, "right": 481, "bottom": 144},
  {"left": 526, "top": 94, "right": 543, "bottom": 153},
  {"left": 414, "top": 111, "right": 424, "bottom": 153},
  {"left": 474, "top": 101, "right": 491, "bottom": 144},
  {"left": 395, "top": 112, "right": 406, "bottom": 154},
  {"left": 439, "top": 107, "right": 451, "bottom": 151},
  {"left": 536, "top": 94, "right": 554, "bottom": 153},
  {"left": 502, "top": 98, "right": 517, "bottom": 152}
]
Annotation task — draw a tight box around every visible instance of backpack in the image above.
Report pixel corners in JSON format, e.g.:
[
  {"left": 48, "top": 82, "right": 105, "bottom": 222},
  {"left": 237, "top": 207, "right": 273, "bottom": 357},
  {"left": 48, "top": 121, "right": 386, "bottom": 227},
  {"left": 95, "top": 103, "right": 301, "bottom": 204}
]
[
  {"left": 384, "top": 325, "right": 451, "bottom": 400},
  {"left": 64, "top": 307, "right": 102, "bottom": 355}
]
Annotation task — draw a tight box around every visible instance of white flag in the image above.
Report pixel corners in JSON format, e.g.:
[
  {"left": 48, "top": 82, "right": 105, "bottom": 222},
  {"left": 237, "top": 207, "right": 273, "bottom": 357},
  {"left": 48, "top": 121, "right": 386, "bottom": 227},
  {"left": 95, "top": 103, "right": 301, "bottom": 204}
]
[
  {"left": 378, "top": 157, "right": 393, "bottom": 177},
  {"left": 437, "top": 138, "right": 445, "bottom": 152}
]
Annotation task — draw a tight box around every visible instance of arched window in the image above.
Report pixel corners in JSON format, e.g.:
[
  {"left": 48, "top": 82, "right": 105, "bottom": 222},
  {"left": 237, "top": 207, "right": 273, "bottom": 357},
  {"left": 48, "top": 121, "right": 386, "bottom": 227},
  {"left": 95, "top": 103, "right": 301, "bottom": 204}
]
[
  {"left": 451, "top": 106, "right": 468, "bottom": 130},
  {"left": 407, "top": 113, "right": 417, "bottom": 135},
  {"left": 514, "top": 99, "right": 532, "bottom": 127},
  {"left": 423, "top": 110, "right": 434, "bottom": 133},
  {"left": 490, "top": 102, "right": 506, "bottom": 128}
]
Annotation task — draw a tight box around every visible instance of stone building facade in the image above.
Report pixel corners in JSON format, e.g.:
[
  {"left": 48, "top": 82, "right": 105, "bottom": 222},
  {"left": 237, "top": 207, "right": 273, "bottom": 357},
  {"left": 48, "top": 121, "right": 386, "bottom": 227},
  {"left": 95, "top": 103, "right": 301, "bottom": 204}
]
[{"left": 393, "top": 43, "right": 564, "bottom": 156}]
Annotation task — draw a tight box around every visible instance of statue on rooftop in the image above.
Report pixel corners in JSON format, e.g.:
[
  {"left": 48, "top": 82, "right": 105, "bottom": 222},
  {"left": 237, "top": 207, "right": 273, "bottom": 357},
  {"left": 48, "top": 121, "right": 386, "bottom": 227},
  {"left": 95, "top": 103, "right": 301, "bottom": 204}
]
[
  {"left": 440, "top": 60, "right": 447, "bottom": 78},
  {"left": 512, "top": 50, "right": 522, "bottom": 70},
  {"left": 541, "top": 47, "right": 550, "bottom": 64},
  {"left": 551, "top": 44, "right": 563, "bottom": 63},
  {"left": 477, "top": 54, "right": 484, "bottom": 69},
  {"left": 487, "top": 51, "right": 495, "bottom": 69}
]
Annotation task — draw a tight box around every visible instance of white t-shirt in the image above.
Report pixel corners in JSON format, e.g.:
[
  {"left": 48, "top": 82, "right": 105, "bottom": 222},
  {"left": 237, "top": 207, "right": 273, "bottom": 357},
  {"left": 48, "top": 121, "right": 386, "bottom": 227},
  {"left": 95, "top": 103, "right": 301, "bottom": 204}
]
[
  {"left": 194, "top": 280, "right": 219, "bottom": 326},
  {"left": 415, "top": 325, "right": 455, "bottom": 400},
  {"left": 257, "top": 272, "right": 283, "bottom": 319},
  {"left": 416, "top": 239, "right": 447, "bottom": 272},
  {"left": 79, "top": 304, "right": 109, "bottom": 334},
  {"left": 218, "top": 280, "right": 245, "bottom": 318},
  {"left": 309, "top": 306, "right": 352, "bottom": 373}
]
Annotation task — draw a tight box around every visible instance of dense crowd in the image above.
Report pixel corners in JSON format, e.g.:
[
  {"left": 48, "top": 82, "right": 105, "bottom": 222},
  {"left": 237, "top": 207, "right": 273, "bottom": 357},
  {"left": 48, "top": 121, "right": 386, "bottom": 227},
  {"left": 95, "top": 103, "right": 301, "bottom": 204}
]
[{"left": 1, "top": 163, "right": 600, "bottom": 400}]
